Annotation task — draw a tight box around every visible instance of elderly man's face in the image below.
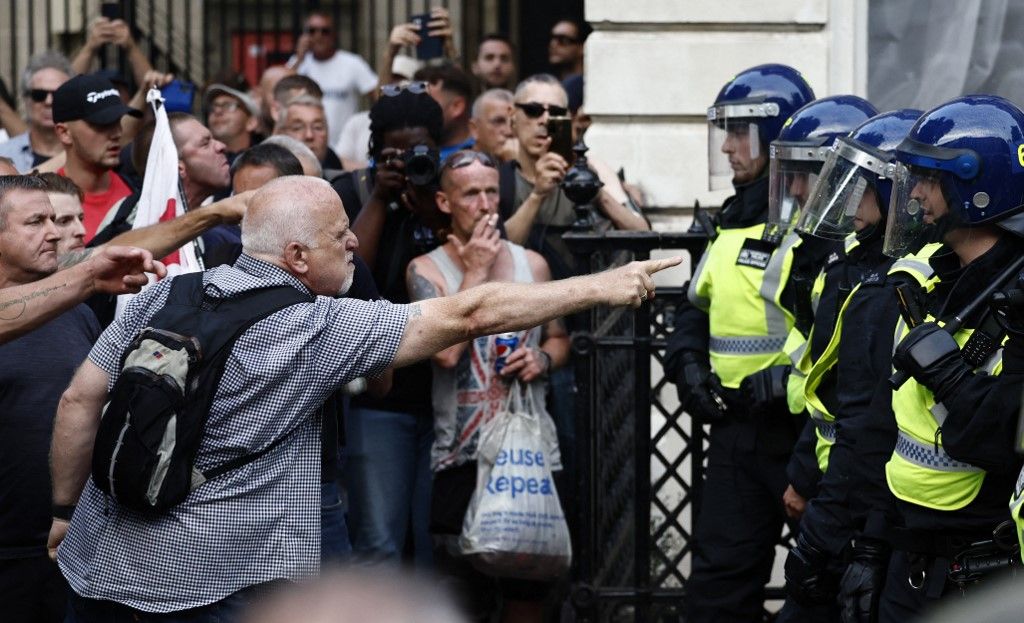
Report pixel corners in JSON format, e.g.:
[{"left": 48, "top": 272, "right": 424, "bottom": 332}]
[
  {"left": 281, "top": 104, "right": 328, "bottom": 161},
  {"left": 0, "top": 189, "right": 60, "bottom": 284},
  {"left": 27, "top": 68, "right": 70, "bottom": 130},
  {"left": 306, "top": 202, "right": 358, "bottom": 297},
  {"left": 471, "top": 98, "right": 513, "bottom": 158},
  {"left": 48, "top": 191, "right": 86, "bottom": 254}
]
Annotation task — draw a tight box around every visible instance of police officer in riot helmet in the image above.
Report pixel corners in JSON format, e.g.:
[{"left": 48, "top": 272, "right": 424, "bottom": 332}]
[
  {"left": 777, "top": 109, "right": 923, "bottom": 622},
  {"left": 871, "top": 95, "right": 1024, "bottom": 619},
  {"left": 665, "top": 63, "right": 819, "bottom": 622}
]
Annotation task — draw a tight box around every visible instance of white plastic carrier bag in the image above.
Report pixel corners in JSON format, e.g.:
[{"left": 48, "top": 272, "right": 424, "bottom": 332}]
[{"left": 458, "top": 381, "right": 572, "bottom": 580}]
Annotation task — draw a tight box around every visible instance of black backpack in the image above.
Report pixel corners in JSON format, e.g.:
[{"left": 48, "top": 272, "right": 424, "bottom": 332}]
[{"left": 91, "top": 272, "right": 313, "bottom": 513}]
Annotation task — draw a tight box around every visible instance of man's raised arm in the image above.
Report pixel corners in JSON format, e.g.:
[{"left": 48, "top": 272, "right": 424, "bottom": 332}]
[
  {"left": 0, "top": 246, "right": 165, "bottom": 344},
  {"left": 391, "top": 256, "right": 681, "bottom": 369}
]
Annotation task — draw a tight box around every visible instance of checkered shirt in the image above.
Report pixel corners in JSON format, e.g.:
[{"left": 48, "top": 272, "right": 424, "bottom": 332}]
[{"left": 57, "top": 254, "right": 409, "bottom": 613}]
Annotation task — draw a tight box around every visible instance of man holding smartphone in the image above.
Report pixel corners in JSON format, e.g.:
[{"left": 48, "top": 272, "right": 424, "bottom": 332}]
[{"left": 289, "top": 11, "right": 377, "bottom": 147}]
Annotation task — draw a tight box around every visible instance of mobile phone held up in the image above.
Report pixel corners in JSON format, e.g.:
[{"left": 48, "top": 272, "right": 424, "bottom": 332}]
[
  {"left": 101, "top": 1, "right": 122, "bottom": 21},
  {"left": 546, "top": 116, "right": 574, "bottom": 162},
  {"left": 410, "top": 13, "right": 444, "bottom": 60}
]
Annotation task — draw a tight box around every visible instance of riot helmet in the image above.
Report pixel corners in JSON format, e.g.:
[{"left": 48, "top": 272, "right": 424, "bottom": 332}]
[
  {"left": 884, "top": 95, "right": 1024, "bottom": 257},
  {"left": 766, "top": 95, "right": 878, "bottom": 237},
  {"left": 797, "top": 109, "right": 922, "bottom": 240},
  {"left": 707, "top": 64, "right": 815, "bottom": 191}
]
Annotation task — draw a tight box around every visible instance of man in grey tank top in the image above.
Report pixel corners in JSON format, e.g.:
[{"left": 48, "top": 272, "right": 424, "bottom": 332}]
[{"left": 405, "top": 150, "right": 570, "bottom": 621}]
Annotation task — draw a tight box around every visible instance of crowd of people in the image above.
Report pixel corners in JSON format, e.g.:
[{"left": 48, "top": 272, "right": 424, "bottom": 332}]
[
  {"left": 5, "top": 6, "right": 1024, "bottom": 623},
  {"left": 0, "top": 8, "right": 657, "bottom": 623}
]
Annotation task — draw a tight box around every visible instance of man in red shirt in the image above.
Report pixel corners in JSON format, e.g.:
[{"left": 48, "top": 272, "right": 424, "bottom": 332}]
[{"left": 52, "top": 73, "right": 141, "bottom": 242}]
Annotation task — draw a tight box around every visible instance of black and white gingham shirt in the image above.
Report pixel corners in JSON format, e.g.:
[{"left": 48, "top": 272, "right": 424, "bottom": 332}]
[{"left": 58, "top": 254, "right": 409, "bottom": 613}]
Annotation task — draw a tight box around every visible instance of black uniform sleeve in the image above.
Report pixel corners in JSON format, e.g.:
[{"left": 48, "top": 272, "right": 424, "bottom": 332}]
[
  {"left": 939, "top": 335, "right": 1024, "bottom": 473},
  {"left": 664, "top": 281, "right": 710, "bottom": 382},
  {"left": 800, "top": 285, "right": 901, "bottom": 556},
  {"left": 787, "top": 419, "right": 821, "bottom": 499}
]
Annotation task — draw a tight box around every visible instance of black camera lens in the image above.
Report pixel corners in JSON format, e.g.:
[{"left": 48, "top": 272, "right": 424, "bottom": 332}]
[{"left": 401, "top": 145, "right": 440, "bottom": 187}]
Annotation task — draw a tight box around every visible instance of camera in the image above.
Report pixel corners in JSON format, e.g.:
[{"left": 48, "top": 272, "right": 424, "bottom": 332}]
[{"left": 399, "top": 145, "right": 440, "bottom": 187}]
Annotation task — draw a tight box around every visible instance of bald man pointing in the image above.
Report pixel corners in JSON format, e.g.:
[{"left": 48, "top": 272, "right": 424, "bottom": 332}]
[{"left": 48, "top": 175, "right": 676, "bottom": 619}]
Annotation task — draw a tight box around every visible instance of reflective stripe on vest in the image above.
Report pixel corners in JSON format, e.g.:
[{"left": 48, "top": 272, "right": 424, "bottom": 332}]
[
  {"left": 886, "top": 319, "right": 1002, "bottom": 511},
  {"left": 690, "top": 224, "right": 797, "bottom": 388}
]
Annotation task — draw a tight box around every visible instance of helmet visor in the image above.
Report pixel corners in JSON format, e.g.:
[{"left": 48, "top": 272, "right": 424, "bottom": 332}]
[
  {"left": 797, "top": 139, "right": 891, "bottom": 239},
  {"left": 767, "top": 142, "right": 825, "bottom": 237},
  {"left": 707, "top": 102, "right": 777, "bottom": 191},
  {"left": 883, "top": 164, "right": 963, "bottom": 258},
  {"left": 708, "top": 119, "right": 762, "bottom": 191}
]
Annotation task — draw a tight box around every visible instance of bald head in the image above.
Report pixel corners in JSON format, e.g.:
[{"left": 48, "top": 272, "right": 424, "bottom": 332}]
[{"left": 243, "top": 175, "right": 335, "bottom": 255}]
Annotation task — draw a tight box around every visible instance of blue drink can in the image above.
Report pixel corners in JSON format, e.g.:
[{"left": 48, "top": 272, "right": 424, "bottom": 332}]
[{"left": 494, "top": 332, "right": 519, "bottom": 373}]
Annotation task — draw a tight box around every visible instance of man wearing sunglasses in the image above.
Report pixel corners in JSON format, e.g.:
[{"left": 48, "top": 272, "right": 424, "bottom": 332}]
[
  {"left": 547, "top": 19, "right": 589, "bottom": 81},
  {"left": 289, "top": 11, "right": 378, "bottom": 147},
  {"left": 0, "top": 52, "right": 73, "bottom": 173}
]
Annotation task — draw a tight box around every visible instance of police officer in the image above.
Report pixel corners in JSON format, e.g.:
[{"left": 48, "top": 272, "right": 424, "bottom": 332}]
[
  {"left": 763, "top": 95, "right": 879, "bottom": 518},
  {"left": 878, "top": 95, "right": 1024, "bottom": 618},
  {"left": 776, "top": 109, "right": 923, "bottom": 622},
  {"left": 665, "top": 64, "right": 815, "bottom": 622}
]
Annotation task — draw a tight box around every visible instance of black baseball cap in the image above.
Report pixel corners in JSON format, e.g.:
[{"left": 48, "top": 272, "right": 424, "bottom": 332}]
[{"left": 52, "top": 73, "right": 143, "bottom": 125}]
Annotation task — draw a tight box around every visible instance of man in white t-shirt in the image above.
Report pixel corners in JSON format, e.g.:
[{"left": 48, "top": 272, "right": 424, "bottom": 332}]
[{"left": 289, "top": 11, "right": 378, "bottom": 146}]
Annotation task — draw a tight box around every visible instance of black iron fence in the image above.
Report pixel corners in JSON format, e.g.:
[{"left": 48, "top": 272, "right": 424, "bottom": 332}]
[{"left": 564, "top": 227, "right": 794, "bottom": 622}]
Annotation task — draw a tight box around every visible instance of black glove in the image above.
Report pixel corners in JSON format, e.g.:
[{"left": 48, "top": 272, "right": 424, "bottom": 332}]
[
  {"left": 891, "top": 322, "right": 970, "bottom": 400},
  {"left": 740, "top": 364, "right": 790, "bottom": 414},
  {"left": 675, "top": 353, "right": 728, "bottom": 423},
  {"left": 839, "top": 539, "right": 889, "bottom": 623},
  {"left": 785, "top": 533, "right": 839, "bottom": 606}
]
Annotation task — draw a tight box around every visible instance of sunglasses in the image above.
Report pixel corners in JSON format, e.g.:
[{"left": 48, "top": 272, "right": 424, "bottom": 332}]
[
  {"left": 380, "top": 81, "right": 429, "bottom": 97},
  {"left": 514, "top": 102, "right": 568, "bottom": 119},
  {"left": 28, "top": 88, "right": 55, "bottom": 103},
  {"left": 443, "top": 150, "right": 497, "bottom": 171},
  {"left": 550, "top": 34, "right": 580, "bottom": 45},
  {"left": 305, "top": 26, "right": 331, "bottom": 35}
]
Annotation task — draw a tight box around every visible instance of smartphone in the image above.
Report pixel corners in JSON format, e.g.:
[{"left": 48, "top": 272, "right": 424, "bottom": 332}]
[
  {"left": 160, "top": 79, "right": 196, "bottom": 113},
  {"left": 547, "top": 116, "right": 575, "bottom": 162},
  {"left": 410, "top": 13, "right": 444, "bottom": 60},
  {"left": 101, "top": 1, "right": 122, "bottom": 20}
]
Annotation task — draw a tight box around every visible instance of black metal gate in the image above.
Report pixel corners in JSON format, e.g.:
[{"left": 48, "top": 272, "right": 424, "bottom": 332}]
[{"left": 564, "top": 227, "right": 792, "bottom": 622}]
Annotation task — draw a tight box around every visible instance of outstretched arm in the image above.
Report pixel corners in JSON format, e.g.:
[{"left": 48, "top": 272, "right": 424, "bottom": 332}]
[
  {"left": 392, "top": 256, "right": 680, "bottom": 369},
  {"left": 0, "top": 246, "right": 165, "bottom": 344}
]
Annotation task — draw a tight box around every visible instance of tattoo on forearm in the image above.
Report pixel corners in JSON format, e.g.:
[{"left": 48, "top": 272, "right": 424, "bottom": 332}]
[
  {"left": 408, "top": 303, "right": 422, "bottom": 318},
  {"left": 408, "top": 264, "right": 439, "bottom": 301},
  {"left": 0, "top": 283, "right": 67, "bottom": 320},
  {"left": 58, "top": 248, "right": 94, "bottom": 270}
]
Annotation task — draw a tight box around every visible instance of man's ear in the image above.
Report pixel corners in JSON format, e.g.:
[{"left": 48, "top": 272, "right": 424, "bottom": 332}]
[
  {"left": 177, "top": 158, "right": 187, "bottom": 181},
  {"left": 282, "top": 241, "right": 310, "bottom": 274},
  {"left": 451, "top": 96, "right": 467, "bottom": 121},
  {"left": 468, "top": 117, "right": 480, "bottom": 140},
  {"left": 435, "top": 189, "right": 452, "bottom": 215},
  {"left": 244, "top": 114, "right": 259, "bottom": 134},
  {"left": 54, "top": 123, "right": 73, "bottom": 147}
]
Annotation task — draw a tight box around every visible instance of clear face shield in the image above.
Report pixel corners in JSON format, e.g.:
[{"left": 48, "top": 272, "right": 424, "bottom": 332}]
[
  {"left": 796, "top": 138, "right": 894, "bottom": 239},
  {"left": 767, "top": 142, "right": 828, "bottom": 238},
  {"left": 707, "top": 101, "right": 779, "bottom": 191},
  {"left": 882, "top": 164, "right": 967, "bottom": 258}
]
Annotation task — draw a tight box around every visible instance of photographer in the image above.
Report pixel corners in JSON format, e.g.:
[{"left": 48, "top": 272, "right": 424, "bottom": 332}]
[{"left": 330, "top": 84, "right": 446, "bottom": 566}]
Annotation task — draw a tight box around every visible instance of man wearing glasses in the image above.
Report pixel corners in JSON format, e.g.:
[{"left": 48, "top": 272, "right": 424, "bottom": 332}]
[
  {"left": 289, "top": 11, "right": 378, "bottom": 147},
  {"left": 0, "top": 51, "right": 73, "bottom": 173},
  {"left": 204, "top": 83, "right": 261, "bottom": 164},
  {"left": 547, "top": 19, "right": 589, "bottom": 81}
]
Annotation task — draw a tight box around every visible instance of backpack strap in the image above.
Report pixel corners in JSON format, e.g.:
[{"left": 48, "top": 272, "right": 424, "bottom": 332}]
[{"left": 148, "top": 272, "right": 315, "bottom": 484}]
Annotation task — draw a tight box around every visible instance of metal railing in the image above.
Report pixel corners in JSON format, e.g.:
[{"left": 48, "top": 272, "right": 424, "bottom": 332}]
[{"left": 564, "top": 225, "right": 794, "bottom": 622}]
